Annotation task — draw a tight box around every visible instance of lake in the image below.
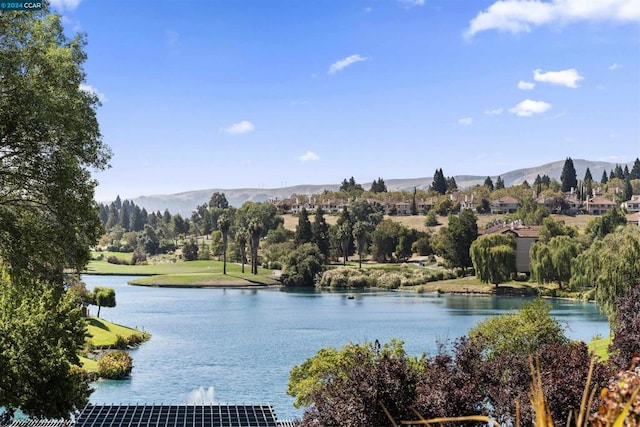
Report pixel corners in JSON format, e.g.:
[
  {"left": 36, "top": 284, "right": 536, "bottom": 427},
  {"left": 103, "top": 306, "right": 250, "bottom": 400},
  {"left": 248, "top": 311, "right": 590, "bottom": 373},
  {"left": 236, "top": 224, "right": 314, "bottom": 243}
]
[{"left": 83, "top": 275, "right": 609, "bottom": 420}]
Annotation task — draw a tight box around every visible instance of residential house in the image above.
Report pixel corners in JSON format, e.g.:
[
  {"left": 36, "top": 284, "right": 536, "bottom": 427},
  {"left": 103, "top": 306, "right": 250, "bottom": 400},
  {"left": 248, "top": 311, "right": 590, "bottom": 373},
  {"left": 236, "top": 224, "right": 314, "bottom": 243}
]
[
  {"left": 484, "top": 222, "right": 540, "bottom": 273},
  {"left": 621, "top": 195, "right": 640, "bottom": 213},
  {"left": 585, "top": 196, "right": 617, "bottom": 215},
  {"left": 490, "top": 196, "right": 519, "bottom": 214}
]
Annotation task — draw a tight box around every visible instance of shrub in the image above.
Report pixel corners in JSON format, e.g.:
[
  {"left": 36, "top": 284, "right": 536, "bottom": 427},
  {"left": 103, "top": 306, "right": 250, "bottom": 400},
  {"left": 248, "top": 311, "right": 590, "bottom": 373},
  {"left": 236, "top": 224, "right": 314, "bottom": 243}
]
[
  {"left": 608, "top": 285, "right": 640, "bottom": 369},
  {"left": 97, "top": 351, "right": 133, "bottom": 379},
  {"left": 131, "top": 252, "right": 147, "bottom": 265},
  {"left": 114, "top": 335, "right": 128, "bottom": 350}
]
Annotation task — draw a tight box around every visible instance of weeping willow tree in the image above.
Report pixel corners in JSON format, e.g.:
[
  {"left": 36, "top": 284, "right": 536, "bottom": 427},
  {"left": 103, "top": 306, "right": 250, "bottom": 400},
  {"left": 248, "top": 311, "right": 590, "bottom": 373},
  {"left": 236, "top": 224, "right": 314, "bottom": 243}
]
[
  {"left": 570, "top": 226, "right": 640, "bottom": 317},
  {"left": 530, "top": 236, "right": 581, "bottom": 289},
  {"left": 470, "top": 233, "right": 516, "bottom": 287}
]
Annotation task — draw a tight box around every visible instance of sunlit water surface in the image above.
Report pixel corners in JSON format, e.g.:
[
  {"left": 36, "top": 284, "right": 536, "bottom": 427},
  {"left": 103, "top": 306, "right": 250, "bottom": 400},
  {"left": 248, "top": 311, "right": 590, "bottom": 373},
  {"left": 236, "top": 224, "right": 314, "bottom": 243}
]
[{"left": 84, "top": 275, "right": 608, "bottom": 420}]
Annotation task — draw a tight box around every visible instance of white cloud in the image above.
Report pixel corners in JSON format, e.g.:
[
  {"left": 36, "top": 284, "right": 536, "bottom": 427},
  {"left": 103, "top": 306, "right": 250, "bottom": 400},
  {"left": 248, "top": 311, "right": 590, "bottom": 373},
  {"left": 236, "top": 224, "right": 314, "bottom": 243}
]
[
  {"left": 609, "top": 62, "right": 622, "bottom": 70},
  {"left": 221, "top": 121, "right": 255, "bottom": 135},
  {"left": 328, "top": 54, "right": 369, "bottom": 75},
  {"left": 533, "top": 68, "right": 583, "bottom": 88},
  {"left": 398, "top": 0, "right": 425, "bottom": 6},
  {"left": 509, "top": 99, "right": 551, "bottom": 116},
  {"left": 465, "top": 0, "right": 640, "bottom": 38},
  {"left": 299, "top": 151, "right": 319, "bottom": 162},
  {"left": 484, "top": 108, "right": 504, "bottom": 115},
  {"left": 458, "top": 117, "right": 473, "bottom": 126},
  {"left": 518, "top": 80, "right": 535, "bottom": 90},
  {"left": 79, "top": 84, "right": 107, "bottom": 102},
  {"left": 49, "top": 0, "right": 82, "bottom": 10}
]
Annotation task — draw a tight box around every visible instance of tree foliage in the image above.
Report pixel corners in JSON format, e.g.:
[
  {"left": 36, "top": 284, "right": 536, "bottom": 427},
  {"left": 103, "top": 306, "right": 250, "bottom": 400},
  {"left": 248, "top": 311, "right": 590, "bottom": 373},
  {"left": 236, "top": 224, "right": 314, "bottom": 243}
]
[
  {"left": 311, "top": 208, "right": 330, "bottom": 263},
  {"left": 295, "top": 208, "right": 313, "bottom": 246},
  {"left": 283, "top": 243, "right": 324, "bottom": 287},
  {"left": 0, "top": 270, "right": 90, "bottom": 418},
  {"left": 608, "top": 285, "right": 640, "bottom": 369},
  {"left": 530, "top": 235, "right": 581, "bottom": 289},
  {"left": 470, "top": 233, "right": 516, "bottom": 287},
  {"left": 369, "top": 177, "right": 387, "bottom": 193},
  {"left": 468, "top": 298, "right": 568, "bottom": 357},
  {"left": 92, "top": 286, "right": 116, "bottom": 318},
  {"left": 560, "top": 157, "right": 578, "bottom": 193},
  {"left": 438, "top": 209, "right": 478, "bottom": 271},
  {"left": 431, "top": 168, "right": 447, "bottom": 195}
]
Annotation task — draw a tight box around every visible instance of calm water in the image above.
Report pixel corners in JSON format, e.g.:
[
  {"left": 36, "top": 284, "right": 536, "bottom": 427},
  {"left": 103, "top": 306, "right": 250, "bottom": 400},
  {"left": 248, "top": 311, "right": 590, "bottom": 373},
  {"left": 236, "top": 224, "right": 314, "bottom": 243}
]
[{"left": 84, "top": 275, "right": 609, "bottom": 420}]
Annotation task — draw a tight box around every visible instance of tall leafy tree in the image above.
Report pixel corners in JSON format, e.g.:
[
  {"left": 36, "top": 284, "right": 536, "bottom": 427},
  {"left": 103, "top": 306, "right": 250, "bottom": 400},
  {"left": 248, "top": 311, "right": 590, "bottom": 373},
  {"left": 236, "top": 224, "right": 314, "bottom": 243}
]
[
  {"left": 431, "top": 168, "right": 447, "bottom": 194},
  {"left": 235, "top": 228, "right": 248, "bottom": 273},
  {"left": 560, "top": 157, "right": 578, "bottom": 192},
  {"left": 91, "top": 286, "right": 116, "bottom": 318},
  {"left": 484, "top": 176, "right": 494, "bottom": 191},
  {"left": 530, "top": 236, "right": 581, "bottom": 289},
  {"left": 311, "top": 207, "right": 330, "bottom": 263},
  {"left": 295, "top": 208, "right": 313, "bottom": 246},
  {"left": 0, "top": 7, "right": 111, "bottom": 416},
  {"left": 630, "top": 158, "right": 640, "bottom": 180},
  {"left": 209, "top": 192, "right": 229, "bottom": 209},
  {"left": 217, "top": 214, "right": 231, "bottom": 274},
  {"left": 352, "top": 221, "right": 372, "bottom": 269},
  {"left": 470, "top": 233, "right": 516, "bottom": 287},
  {"left": 439, "top": 210, "right": 478, "bottom": 272}
]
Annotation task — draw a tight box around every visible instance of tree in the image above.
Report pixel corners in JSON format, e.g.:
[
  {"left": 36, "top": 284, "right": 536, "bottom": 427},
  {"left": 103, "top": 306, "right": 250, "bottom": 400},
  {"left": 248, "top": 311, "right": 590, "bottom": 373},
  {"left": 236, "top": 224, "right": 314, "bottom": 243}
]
[
  {"left": 138, "top": 225, "right": 160, "bottom": 255},
  {"left": 0, "top": 8, "right": 110, "bottom": 417},
  {"left": 425, "top": 210, "right": 438, "bottom": 227},
  {"left": 495, "top": 175, "right": 505, "bottom": 190},
  {"left": 282, "top": 243, "right": 325, "bottom": 287},
  {"left": 571, "top": 226, "right": 640, "bottom": 317},
  {"left": 248, "top": 220, "right": 262, "bottom": 274},
  {"left": 295, "top": 208, "right": 313, "bottom": 246},
  {"left": 537, "top": 216, "right": 577, "bottom": 244},
  {"left": 601, "top": 170, "right": 609, "bottom": 184},
  {"left": 439, "top": 209, "right": 478, "bottom": 271},
  {"left": 470, "top": 233, "right": 516, "bottom": 287},
  {"left": 584, "top": 208, "right": 627, "bottom": 240},
  {"left": 217, "top": 214, "right": 231, "bottom": 275},
  {"left": 584, "top": 167, "right": 593, "bottom": 182},
  {"left": 484, "top": 176, "right": 494, "bottom": 191},
  {"left": 623, "top": 178, "right": 633, "bottom": 201},
  {"left": 560, "top": 157, "right": 577, "bottom": 192},
  {"left": 235, "top": 228, "right": 248, "bottom": 273},
  {"left": 446, "top": 176, "right": 458, "bottom": 193},
  {"left": 209, "top": 192, "right": 229, "bottom": 209},
  {"left": 369, "top": 177, "right": 387, "bottom": 193},
  {"left": 336, "top": 223, "right": 351, "bottom": 265},
  {"left": 91, "top": 287, "right": 116, "bottom": 318},
  {"left": 530, "top": 236, "right": 581, "bottom": 289},
  {"left": 469, "top": 298, "right": 568, "bottom": 357},
  {"left": 370, "top": 219, "right": 401, "bottom": 262},
  {"left": 431, "top": 168, "right": 447, "bottom": 194},
  {"left": 182, "top": 239, "right": 199, "bottom": 261},
  {"left": 608, "top": 285, "right": 640, "bottom": 368},
  {"left": 0, "top": 270, "right": 90, "bottom": 418},
  {"left": 311, "top": 207, "right": 330, "bottom": 263},
  {"left": 352, "top": 221, "right": 370, "bottom": 269},
  {"left": 630, "top": 158, "right": 640, "bottom": 180}
]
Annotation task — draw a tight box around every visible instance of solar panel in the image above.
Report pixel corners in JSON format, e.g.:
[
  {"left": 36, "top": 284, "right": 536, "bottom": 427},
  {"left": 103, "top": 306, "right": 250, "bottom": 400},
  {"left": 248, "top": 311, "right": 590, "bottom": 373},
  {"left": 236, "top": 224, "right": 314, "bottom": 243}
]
[{"left": 75, "top": 405, "right": 279, "bottom": 427}]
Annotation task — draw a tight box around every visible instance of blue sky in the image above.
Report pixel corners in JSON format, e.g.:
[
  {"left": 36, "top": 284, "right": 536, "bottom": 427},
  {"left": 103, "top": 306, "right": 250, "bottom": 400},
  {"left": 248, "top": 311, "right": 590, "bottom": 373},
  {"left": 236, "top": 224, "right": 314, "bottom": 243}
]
[{"left": 51, "top": 0, "right": 639, "bottom": 201}]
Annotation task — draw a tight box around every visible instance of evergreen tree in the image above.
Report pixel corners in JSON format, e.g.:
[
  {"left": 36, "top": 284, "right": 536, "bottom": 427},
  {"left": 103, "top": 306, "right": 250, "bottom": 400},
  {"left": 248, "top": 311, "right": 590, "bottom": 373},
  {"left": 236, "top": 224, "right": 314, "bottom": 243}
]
[
  {"left": 446, "top": 176, "right": 458, "bottom": 192},
  {"left": 495, "top": 176, "right": 505, "bottom": 190},
  {"left": 106, "top": 203, "right": 118, "bottom": 229},
  {"left": 295, "top": 208, "right": 313, "bottom": 245},
  {"left": 369, "top": 178, "right": 387, "bottom": 193},
  {"left": 614, "top": 164, "right": 624, "bottom": 179},
  {"left": 560, "top": 157, "right": 578, "bottom": 193},
  {"left": 431, "top": 169, "right": 447, "bottom": 195},
  {"left": 630, "top": 158, "right": 640, "bottom": 180},
  {"left": 410, "top": 187, "right": 418, "bottom": 215},
  {"left": 609, "top": 169, "right": 615, "bottom": 181},
  {"left": 601, "top": 170, "right": 609, "bottom": 184},
  {"left": 623, "top": 178, "right": 633, "bottom": 201},
  {"left": 522, "top": 180, "right": 530, "bottom": 189},
  {"left": 209, "top": 192, "right": 229, "bottom": 209},
  {"left": 584, "top": 167, "right": 593, "bottom": 182},
  {"left": 484, "top": 176, "right": 494, "bottom": 191},
  {"left": 312, "top": 207, "right": 330, "bottom": 263},
  {"left": 623, "top": 165, "right": 630, "bottom": 179},
  {"left": 118, "top": 203, "right": 130, "bottom": 232}
]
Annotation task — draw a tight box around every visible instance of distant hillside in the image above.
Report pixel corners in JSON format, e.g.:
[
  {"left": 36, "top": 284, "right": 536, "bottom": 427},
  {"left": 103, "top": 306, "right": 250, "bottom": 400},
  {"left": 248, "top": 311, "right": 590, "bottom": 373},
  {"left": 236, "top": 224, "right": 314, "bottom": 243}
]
[{"left": 131, "top": 159, "right": 630, "bottom": 216}]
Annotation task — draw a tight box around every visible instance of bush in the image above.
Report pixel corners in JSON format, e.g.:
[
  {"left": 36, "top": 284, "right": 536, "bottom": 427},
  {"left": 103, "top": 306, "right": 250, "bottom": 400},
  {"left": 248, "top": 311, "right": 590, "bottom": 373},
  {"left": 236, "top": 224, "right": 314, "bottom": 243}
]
[
  {"left": 114, "top": 335, "right": 128, "bottom": 350},
  {"left": 106, "top": 256, "right": 128, "bottom": 265},
  {"left": 131, "top": 252, "right": 147, "bottom": 265},
  {"left": 97, "top": 351, "right": 133, "bottom": 379},
  {"left": 126, "top": 334, "right": 143, "bottom": 347},
  {"left": 608, "top": 285, "right": 640, "bottom": 369}
]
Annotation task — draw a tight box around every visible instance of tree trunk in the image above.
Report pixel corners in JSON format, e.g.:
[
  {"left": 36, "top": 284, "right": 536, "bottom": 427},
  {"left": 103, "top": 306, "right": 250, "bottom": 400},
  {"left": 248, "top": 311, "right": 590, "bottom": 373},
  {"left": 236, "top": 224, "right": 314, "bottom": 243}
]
[{"left": 97, "top": 304, "right": 101, "bottom": 318}]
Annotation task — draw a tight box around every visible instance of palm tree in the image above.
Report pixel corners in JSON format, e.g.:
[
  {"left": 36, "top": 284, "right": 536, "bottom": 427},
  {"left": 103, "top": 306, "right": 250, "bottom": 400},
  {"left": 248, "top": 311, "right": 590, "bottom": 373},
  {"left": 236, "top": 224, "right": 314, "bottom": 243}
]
[
  {"left": 337, "top": 223, "right": 351, "bottom": 266},
  {"left": 218, "top": 214, "right": 231, "bottom": 275},
  {"left": 236, "top": 228, "right": 248, "bottom": 274},
  {"left": 248, "top": 220, "right": 263, "bottom": 275}
]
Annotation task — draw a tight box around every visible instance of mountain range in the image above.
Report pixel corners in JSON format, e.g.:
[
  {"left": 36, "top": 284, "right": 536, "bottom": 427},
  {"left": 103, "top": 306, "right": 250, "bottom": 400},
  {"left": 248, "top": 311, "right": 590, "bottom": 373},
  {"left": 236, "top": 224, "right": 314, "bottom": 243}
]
[{"left": 130, "top": 159, "right": 630, "bottom": 216}]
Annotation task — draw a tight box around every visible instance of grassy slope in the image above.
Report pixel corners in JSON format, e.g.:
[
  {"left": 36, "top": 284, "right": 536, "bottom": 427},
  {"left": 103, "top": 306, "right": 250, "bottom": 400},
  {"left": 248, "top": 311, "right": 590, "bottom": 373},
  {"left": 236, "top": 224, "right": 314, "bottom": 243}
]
[
  {"left": 588, "top": 336, "right": 611, "bottom": 360},
  {"left": 86, "top": 316, "right": 147, "bottom": 347}
]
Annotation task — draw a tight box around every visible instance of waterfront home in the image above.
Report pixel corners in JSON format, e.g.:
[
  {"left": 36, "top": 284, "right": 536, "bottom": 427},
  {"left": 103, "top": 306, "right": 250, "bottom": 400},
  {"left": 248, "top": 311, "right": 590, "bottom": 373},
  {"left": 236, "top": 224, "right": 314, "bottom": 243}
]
[{"left": 484, "top": 222, "right": 540, "bottom": 273}]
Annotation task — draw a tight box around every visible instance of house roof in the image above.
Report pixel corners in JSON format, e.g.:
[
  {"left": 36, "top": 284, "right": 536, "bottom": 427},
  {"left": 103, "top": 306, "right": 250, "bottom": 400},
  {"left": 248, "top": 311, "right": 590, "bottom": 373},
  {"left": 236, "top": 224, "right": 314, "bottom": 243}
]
[
  {"left": 484, "top": 225, "right": 541, "bottom": 238},
  {"left": 587, "top": 196, "right": 617, "bottom": 205},
  {"left": 492, "top": 196, "right": 519, "bottom": 204},
  {"left": 626, "top": 212, "right": 640, "bottom": 224}
]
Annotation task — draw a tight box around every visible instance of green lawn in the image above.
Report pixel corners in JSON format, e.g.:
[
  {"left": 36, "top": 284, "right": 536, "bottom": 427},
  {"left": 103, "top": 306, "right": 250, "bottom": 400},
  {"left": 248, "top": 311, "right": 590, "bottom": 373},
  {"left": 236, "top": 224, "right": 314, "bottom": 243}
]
[
  {"left": 86, "top": 316, "right": 148, "bottom": 348},
  {"left": 85, "top": 259, "right": 271, "bottom": 276},
  {"left": 588, "top": 335, "right": 611, "bottom": 360},
  {"left": 78, "top": 355, "right": 98, "bottom": 372}
]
